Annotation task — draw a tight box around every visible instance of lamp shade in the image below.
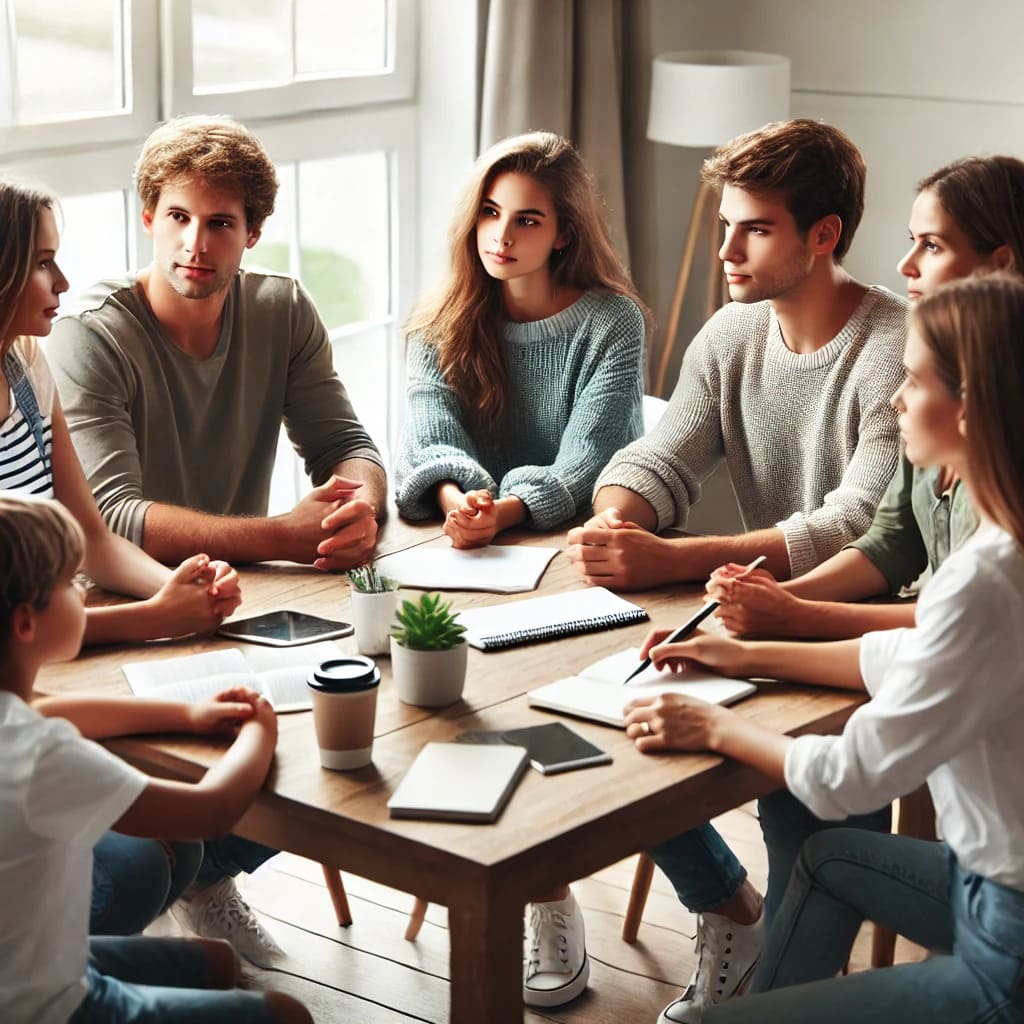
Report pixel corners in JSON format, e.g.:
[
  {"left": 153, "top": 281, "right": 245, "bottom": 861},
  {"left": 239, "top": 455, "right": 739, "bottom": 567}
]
[{"left": 647, "top": 50, "right": 791, "bottom": 148}]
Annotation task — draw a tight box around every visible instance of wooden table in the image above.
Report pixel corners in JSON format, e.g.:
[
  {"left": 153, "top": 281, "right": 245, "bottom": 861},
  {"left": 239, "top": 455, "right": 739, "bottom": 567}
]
[{"left": 37, "top": 518, "right": 865, "bottom": 1023}]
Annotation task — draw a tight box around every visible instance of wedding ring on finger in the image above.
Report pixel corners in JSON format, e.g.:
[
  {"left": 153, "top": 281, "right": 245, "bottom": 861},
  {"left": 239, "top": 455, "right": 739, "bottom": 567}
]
[{"left": 640, "top": 720, "right": 652, "bottom": 737}]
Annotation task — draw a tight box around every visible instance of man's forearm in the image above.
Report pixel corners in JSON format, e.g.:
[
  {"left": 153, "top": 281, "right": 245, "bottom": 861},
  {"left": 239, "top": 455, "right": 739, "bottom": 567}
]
[
  {"left": 331, "top": 457, "right": 387, "bottom": 521},
  {"left": 670, "top": 527, "right": 792, "bottom": 581},
  {"left": 142, "top": 503, "right": 286, "bottom": 565},
  {"left": 782, "top": 547, "right": 889, "bottom": 602},
  {"left": 592, "top": 485, "right": 658, "bottom": 530}
]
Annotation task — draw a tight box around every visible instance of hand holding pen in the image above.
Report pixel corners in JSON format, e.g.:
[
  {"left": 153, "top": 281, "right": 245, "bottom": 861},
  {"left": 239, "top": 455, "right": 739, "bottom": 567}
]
[{"left": 622, "top": 555, "right": 767, "bottom": 685}]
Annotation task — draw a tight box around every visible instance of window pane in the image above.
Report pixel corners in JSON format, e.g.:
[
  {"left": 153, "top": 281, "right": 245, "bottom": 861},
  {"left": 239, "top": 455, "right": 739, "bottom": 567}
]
[
  {"left": 56, "top": 191, "right": 129, "bottom": 308},
  {"left": 297, "top": 153, "right": 390, "bottom": 329},
  {"left": 192, "top": 0, "right": 291, "bottom": 92},
  {"left": 243, "top": 164, "right": 296, "bottom": 277},
  {"left": 6, "top": 0, "right": 123, "bottom": 124},
  {"left": 295, "top": 0, "right": 387, "bottom": 76},
  {"left": 332, "top": 325, "right": 390, "bottom": 463},
  {"left": 191, "top": 0, "right": 389, "bottom": 92}
]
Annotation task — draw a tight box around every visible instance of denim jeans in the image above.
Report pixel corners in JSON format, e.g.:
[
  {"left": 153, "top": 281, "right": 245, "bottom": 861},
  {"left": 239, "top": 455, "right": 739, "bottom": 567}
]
[
  {"left": 706, "top": 829, "right": 1024, "bottom": 1024},
  {"left": 193, "top": 835, "right": 279, "bottom": 890},
  {"left": 649, "top": 793, "right": 892, "bottom": 918},
  {"left": 91, "top": 833, "right": 204, "bottom": 935},
  {"left": 757, "top": 788, "right": 891, "bottom": 919},
  {"left": 70, "top": 936, "right": 278, "bottom": 1023}
]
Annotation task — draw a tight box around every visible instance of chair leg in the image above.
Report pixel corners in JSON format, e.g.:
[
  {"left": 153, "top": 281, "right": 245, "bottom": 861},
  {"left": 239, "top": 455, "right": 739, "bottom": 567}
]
[
  {"left": 405, "top": 898, "right": 429, "bottom": 941},
  {"left": 622, "top": 852, "right": 656, "bottom": 943},
  {"left": 321, "top": 864, "right": 353, "bottom": 927},
  {"left": 871, "top": 786, "right": 937, "bottom": 968}
]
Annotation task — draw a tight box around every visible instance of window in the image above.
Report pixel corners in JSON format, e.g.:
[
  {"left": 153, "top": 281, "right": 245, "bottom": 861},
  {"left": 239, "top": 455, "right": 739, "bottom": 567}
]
[{"left": 4, "top": 0, "right": 421, "bottom": 514}]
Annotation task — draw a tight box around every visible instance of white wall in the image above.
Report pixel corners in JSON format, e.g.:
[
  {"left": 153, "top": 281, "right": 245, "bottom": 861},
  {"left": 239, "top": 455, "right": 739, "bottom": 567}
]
[{"left": 623, "top": 0, "right": 1024, "bottom": 531}]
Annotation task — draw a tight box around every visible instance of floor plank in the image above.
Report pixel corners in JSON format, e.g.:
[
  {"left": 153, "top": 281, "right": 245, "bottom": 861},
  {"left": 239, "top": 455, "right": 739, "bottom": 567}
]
[{"left": 153, "top": 805, "right": 927, "bottom": 1022}]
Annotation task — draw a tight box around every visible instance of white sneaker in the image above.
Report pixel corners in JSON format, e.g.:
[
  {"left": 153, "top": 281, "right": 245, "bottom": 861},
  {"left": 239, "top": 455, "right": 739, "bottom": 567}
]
[
  {"left": 658, "top": 908, "right": 764, "bottom": 1023},
  {"left": 172, "top": 877, "right": 284, "bottom": 967},
  {"left": 523, "top": 893, "right": 590, "bottom": 1007}
]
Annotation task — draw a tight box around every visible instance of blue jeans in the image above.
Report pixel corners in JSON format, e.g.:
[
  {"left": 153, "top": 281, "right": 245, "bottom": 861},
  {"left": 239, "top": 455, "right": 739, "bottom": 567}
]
[
  {"left": 91, "top": 833, "right": 277, "bottom": 935},
  {"left": 91, "top": 833, "right": 204, "bottom": 935},
  {"left": 193, "top": 835, "right": 279, "bottom": 890},
  {"left": 706, "top": 830, "right": 1024, "bottom": 1024},
  {"left": 649, "top": 791, "right": 891, "bottom": 918},
  {"left": 70, "top": 936, "right": 278, "bottom": 1022}
]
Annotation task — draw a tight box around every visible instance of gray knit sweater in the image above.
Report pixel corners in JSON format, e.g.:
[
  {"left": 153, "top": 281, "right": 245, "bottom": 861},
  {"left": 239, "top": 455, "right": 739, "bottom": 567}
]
[
  {"left": 394, "top": 289, "right": 644, "bottom": 529},
  {"left": 594, "top": 286, "right": 908, "bottom": 577}
]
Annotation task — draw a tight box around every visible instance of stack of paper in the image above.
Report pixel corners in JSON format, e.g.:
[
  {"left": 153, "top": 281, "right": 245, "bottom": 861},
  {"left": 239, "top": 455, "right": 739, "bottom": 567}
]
[{"left": 374, "top": 545, "right": 558, "bottom": 594}]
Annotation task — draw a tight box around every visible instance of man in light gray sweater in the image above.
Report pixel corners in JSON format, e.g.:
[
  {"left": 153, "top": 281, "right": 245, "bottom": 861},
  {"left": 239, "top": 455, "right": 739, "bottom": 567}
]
[
  {"left": 48, "top": 115, "right": 386, "bottom": 573},
  {"left": 568, "top": 120, "right": 907, "bottom": 1024}
]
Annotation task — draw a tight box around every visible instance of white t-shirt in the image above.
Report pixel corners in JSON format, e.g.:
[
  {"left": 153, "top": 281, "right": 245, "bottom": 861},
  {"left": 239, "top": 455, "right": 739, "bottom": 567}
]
[
  {"left": 1, "top": 337, "right": 57, "bottom": 498},
  {"left": 785, "top": 521, "right": 1024, "bottom": 890},
  {"left": 0, "top": 692, "right": 148, "bottom": 1024}
]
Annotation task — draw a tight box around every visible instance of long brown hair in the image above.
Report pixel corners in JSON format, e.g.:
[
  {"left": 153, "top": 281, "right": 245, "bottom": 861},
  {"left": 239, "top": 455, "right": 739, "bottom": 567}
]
[
  {"left": 913, "top": 273, "right": 1024, "bottom": 545},
  {"left": 0, "top": 177, "right": 56, "bottom": 356},
  {"left": 406, "top": 131, "right": 646, "bottom": 432},
  {"left": 918, "top": 156, "right": 1024, "bottom": 271}
]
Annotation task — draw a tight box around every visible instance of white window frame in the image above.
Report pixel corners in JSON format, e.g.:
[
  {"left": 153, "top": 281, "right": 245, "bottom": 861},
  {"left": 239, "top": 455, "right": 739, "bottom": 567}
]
[
  {"left": 0, "top": 0, "right": 159, "bottom": 159},
  {"left": 160, "top": 0, "right": 417, "bottom": 121}
]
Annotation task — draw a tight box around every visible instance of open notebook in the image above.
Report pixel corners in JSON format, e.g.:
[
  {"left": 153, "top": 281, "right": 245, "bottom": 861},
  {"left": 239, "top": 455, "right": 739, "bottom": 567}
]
[
  {"left": 456, "top": 587, "right": 648, "bottom": 651},
  {"left": 122, "top": 641, "right": 342, "bottom": 713},
  {"left": 374, "top": 544, "right": 558, "bottom": 594},
  {"left": 528, "top": 648, "right": 756, "bottom": 728}
]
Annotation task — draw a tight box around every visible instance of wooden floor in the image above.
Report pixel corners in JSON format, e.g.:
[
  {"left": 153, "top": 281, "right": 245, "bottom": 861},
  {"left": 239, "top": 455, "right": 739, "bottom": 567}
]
[{"left": 158, "top": 803, "right": 926, "bottom": 1023}]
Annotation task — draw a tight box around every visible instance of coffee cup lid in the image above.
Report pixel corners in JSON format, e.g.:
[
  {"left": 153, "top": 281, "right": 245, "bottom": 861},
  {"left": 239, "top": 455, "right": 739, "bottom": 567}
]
[{"left": 307, "top": 656, "right": 380, "bottom": 693}]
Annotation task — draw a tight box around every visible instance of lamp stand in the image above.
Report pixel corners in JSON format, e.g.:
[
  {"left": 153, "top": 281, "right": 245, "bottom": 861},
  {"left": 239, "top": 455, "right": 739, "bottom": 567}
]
[{"left": 652, "top": 178, "right": 725, "bottom": 397}]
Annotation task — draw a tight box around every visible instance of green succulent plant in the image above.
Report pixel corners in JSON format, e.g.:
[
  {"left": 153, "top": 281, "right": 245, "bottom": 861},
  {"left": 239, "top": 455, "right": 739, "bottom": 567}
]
[{"left": 390, "top": 592, "right": 466, "bottom": 651}]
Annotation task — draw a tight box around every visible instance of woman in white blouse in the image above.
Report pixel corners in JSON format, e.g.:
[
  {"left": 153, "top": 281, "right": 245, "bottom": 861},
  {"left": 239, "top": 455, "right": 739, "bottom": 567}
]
[{"left": 626, "top": 272, "right": 1024, "bottom": 1023}]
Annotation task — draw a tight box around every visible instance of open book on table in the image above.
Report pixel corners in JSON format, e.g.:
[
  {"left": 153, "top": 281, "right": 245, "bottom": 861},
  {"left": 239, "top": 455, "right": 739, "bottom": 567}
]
[
  {"left": 527, "top": 648, "right": 756, "bottom": 728},
  {"left": 122, "top": 640, "right": 343, "bottom": 713}
]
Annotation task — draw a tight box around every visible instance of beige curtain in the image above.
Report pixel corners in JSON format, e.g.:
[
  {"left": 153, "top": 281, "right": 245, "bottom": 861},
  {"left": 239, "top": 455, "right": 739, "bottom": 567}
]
[{"left": 479, "top": 0, "right": 630, "bottom": 262}]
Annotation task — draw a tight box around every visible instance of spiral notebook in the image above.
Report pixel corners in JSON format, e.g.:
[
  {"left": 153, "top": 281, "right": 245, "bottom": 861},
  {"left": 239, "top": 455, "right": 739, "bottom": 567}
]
[{"left": 455, "top": 587, "right": 648, "bottom": 651}]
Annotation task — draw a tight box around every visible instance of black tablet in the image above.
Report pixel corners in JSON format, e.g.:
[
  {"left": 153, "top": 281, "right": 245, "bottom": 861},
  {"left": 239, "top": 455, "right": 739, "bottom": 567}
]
[
  {"left": 457, "top": 722, "right": 612, "bottom": 775},
  {"left": 217, "top": 610, "right": 354, "bottom": 647}
]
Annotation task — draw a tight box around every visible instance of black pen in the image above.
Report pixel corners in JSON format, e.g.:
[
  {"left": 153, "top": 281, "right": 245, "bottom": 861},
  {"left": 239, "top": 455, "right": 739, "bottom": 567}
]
[{"left": 622, "top": 555, "right": 767, "bottom": 685}]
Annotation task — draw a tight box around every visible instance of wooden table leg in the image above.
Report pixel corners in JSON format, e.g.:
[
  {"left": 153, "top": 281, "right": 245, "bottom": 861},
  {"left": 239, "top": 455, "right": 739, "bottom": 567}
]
[{"left": 448, "top": 888, "right": 523, "bottom": 1024}]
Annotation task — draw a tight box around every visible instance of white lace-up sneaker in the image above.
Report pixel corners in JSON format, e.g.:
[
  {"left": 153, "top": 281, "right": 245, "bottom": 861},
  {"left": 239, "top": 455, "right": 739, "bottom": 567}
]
[
  {"left": 522, "top": 893, "right": 590, "bottom": 1007},
  {"left": 172, "top": 877, "right": 284, "bottom": 967},
  {"left": 658, "top": 908, "right": 764, "bottom": 1023}
]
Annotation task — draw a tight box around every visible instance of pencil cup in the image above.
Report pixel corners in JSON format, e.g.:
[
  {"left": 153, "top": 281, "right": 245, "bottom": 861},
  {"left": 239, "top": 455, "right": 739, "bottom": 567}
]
[
  {"left": 307, "top": 656, "right": 380, "bottom": 770},
  {"left": 350, "top": 588, "right": 401, "bottom": 657}
]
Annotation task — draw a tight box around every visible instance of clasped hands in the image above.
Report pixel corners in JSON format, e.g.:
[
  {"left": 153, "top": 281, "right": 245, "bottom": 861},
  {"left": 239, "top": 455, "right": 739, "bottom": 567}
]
[
  {"left": 288, "top": 475, "right": 379, "bottom": 571},
  {"left": 565, "top": 507, "right": 676, "bottom": 591}
]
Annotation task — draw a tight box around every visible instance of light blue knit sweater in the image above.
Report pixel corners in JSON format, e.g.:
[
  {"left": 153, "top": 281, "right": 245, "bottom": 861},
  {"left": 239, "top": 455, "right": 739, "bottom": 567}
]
[{"left": 394, "top": 288, "right": 645, "bottom": 529}]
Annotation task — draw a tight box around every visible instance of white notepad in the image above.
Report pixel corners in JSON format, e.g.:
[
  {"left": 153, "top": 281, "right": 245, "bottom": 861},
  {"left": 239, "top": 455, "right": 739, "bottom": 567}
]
[
  {"left": 456, "top": 587, "right": 648, "bottom": 650},
  {"left": 387, "top": 742, "right": 530, "bottom": 822},
  {"left": 122, "top": 641, "right": 342, "bottom": 713},
  {"left": 528, "top": 648, "right": 757, "bottom": 727},
  {"left": 374, "top": 545, "right": 558, "bottom": 593}
]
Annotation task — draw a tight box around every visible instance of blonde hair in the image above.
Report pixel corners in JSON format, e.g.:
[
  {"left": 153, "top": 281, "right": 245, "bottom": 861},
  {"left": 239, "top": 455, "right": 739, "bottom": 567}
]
[
  {"left": 0, "top": 177, "right": 57, "bottom": 354},
  {"left": 913, "top": 273, "right": 1024, "bottom": 545},
  {"left": 135, "top": 114, "right": 278, "bottom": 231},
  {"left": 406, "top": 131, "right": 647, "bottom": 432},
  {"left": 0, "top": 495, "right": 84, "bottom": 657}
]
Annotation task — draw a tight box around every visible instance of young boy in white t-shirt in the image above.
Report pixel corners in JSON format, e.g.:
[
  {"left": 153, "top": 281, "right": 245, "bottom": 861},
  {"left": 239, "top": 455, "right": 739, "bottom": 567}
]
[{"left": 0, "top": 494, "right": 311, "bottom": 1024}]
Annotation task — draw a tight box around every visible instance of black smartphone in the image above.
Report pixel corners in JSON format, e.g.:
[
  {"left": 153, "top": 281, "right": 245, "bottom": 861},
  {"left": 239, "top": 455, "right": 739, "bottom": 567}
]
[
  {"left": 457, "top": 722, "right": 612, "bottom": 775},
  {"left": 217, "top": 610, "right": 353, "bottom": 647}
]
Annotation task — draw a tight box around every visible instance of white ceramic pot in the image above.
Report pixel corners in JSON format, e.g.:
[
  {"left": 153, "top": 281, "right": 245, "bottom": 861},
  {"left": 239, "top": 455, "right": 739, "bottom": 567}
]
[
  {"left": 389, "top": 638, "right": 468, "bottom": 707},
  {"left": 350, "top": 587, "right": 401, "bottom": 656}
]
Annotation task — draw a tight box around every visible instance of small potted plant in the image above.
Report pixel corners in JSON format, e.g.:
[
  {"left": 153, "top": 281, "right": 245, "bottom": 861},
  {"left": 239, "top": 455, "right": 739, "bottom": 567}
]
[
  {"left": 348, "top": 564, "right": 400, "bottom": 656},
  {"left": 389, "top": 592, "right": 468, "bottom": 707}
]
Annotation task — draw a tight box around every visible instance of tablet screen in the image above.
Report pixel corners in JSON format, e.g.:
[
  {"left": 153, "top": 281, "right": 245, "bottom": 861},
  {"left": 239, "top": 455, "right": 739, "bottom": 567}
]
[{"left": 218, "top": 610, "right": 353, "bottom": 647}]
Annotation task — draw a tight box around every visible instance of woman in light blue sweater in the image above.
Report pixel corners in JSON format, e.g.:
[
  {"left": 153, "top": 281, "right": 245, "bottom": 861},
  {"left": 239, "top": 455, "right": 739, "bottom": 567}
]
[{"left": 395, "top": 131, "right": 647, "bottom": 549}]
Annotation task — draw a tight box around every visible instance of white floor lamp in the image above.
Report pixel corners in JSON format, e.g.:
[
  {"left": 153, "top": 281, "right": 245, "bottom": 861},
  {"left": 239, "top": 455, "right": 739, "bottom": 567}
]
[{"left": 648, "top": 50, "right": 791, "bottom": 396}]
